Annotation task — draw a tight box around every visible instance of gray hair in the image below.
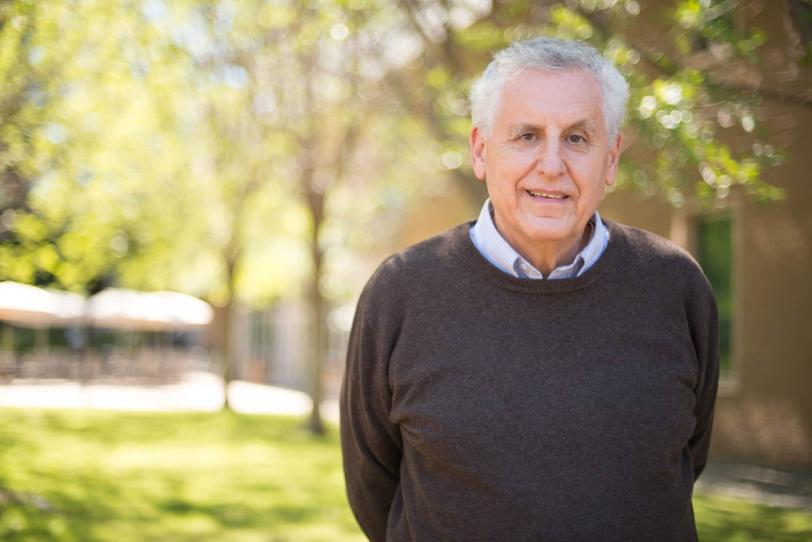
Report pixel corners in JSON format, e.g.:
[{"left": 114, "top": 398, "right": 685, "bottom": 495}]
[{"left": 470, "top": 37, "right": 629, "bottom": 141}]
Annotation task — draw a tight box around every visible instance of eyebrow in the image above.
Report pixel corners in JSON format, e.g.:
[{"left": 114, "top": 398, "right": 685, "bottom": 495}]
[
  {"left": 508, "top": 124, "right": 539, "bottom": 138},
  {"left": 508, "top": 119, "right": 598, "bottom": 138},
  {"left": 567, "top": 120, "right": 597, "bottom": 134}
]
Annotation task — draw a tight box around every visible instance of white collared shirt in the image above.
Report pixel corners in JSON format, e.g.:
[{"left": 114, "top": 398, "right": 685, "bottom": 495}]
[{"left": 468, "top": 199, "right": 610, "bottom": 279}]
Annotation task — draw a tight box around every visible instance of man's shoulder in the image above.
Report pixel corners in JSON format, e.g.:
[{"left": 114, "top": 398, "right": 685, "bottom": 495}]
[
  {"left": 360, "top": 222, "right": 473, "bottom": 301},
  {"left": 389, "top": 222, "right": 472, "bottom": 267},
  {"left": 609, "top": 220, "right": 698, "bottom": 266},
  {"left": 607, "top": 220, "right": 712, "bottom": 292}
]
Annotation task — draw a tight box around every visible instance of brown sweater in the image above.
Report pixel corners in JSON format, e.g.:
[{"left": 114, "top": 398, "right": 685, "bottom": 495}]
[{"left": 340, "top": 220, "right": 719, "bottom": 542}]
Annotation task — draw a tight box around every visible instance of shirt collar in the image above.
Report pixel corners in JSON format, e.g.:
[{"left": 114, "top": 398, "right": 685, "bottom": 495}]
[{"left": 469, "top": 199, "right": 609, "bottom": 280}]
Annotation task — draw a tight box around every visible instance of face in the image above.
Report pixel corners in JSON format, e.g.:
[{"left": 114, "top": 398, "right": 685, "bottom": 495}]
[{"left": 470, "top": 69, "right": 621, "bottom": 262}]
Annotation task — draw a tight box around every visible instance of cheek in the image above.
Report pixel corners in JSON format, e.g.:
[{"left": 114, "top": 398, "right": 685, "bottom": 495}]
[
  {"left": 486, "top": 148, "right": 544, "bottom": 206},
  {"left": 492, "top": 148, "right": 537, "bottom": 179},
  {"left": 569, "top": 158, "right": 606, "bottom": 193},
  {"left": 486, "top": 177, "right": 513, "bottom": 204}
]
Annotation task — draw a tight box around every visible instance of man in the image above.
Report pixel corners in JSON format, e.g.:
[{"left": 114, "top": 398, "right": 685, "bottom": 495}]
[{"left": 340, "top": 37, "right": 719, "bottom": 542}]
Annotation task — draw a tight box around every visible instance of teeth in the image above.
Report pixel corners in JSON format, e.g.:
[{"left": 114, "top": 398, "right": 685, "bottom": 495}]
[{"left": 528, "top": 190, "right": 565, "bottom": 199}]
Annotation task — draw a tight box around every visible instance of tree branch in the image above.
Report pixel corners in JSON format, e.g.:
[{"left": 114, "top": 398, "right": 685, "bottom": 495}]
[{"left": 577, "top": 6, "right": 812, "bottom": 109}]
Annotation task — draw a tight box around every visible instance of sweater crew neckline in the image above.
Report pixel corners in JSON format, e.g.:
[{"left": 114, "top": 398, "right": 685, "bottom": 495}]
[{"left": 456, "top": 220, "right": 621, "bottom": 294}]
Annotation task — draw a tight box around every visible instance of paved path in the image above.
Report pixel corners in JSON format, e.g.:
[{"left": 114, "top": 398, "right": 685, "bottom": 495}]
[{"left": 0, "top": 371, "right": 339, "bottom": 423}]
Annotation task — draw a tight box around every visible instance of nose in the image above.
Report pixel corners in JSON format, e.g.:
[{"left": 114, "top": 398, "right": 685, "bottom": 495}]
[{"left": 536, "top": 139, "right": 565, "bottom": 177}]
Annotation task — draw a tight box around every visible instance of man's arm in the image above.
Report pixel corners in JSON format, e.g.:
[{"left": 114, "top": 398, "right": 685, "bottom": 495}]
[
  {"left": 686, "top": 278, "right": 721, "bottom": 480},
  {"left": 340, "top": 282, "right": 403, "bottom": 542}
]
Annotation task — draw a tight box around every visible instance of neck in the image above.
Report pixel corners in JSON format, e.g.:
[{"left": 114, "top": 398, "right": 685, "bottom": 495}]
[
  {"left": 527, "top": 228, "right": 591, "bottom": 275},
  {"left": 494, "top": 219, "right": 593, "bottom": 276}
]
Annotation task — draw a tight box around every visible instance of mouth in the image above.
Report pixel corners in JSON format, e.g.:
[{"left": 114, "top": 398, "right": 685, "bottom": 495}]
[{"left": 526, "top": 189, "right": 568, "bottom": 200}]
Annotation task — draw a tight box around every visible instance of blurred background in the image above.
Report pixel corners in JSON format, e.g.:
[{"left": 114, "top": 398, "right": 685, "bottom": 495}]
[{"left": 0, "top": 0, "right": 810, "bottom": 540}]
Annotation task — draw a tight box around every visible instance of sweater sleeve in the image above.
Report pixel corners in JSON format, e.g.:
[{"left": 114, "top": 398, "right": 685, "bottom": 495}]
[
  {"left": 686, "top": 276, "right": 721, "bottom": 481},
  {"left": 340, "top": 274, "right": 403, "bottom": 542}
]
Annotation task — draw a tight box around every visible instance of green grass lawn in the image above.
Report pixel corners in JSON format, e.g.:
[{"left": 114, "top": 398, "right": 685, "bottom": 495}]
[{"left": 0, "top": 408, "right": 809, "bottom": 541}]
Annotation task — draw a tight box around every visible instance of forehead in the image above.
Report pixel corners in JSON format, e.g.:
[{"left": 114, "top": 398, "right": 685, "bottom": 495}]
[{"left": 495, "top": 69, "right": 605, "bottom": 130}]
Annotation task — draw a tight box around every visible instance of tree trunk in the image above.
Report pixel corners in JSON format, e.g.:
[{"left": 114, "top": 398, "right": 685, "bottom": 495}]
[
  {"left": 306, "top": 197, "right": 326, "bottom": 435},
  {"left": 221, "top": 255, "right": 239, "bottom": 412},
  {"left": 221, "top": 296, "right": 234, "bottom": 411}
]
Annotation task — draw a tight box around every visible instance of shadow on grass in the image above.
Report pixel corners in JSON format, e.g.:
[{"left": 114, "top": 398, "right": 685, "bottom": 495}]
[
  {"left": 0, "top": 408, "right": 362, "bottom": 542},
  {"left": 2, "top": 408, "right": 810, "bottom": 541},
  {"left": 1, "top": 473, "right": 124, "bottom": 542},
  {"left": 695, "top": 493, "right": 812, "bottom": 542}
]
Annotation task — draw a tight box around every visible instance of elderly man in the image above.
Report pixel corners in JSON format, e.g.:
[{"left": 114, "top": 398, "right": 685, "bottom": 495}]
[{"left": 340, "top": 37, "right": 719, "bottom": 542}]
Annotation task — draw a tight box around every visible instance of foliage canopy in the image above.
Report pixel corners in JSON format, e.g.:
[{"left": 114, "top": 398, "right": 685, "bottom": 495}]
[{"left": 1, "top": 0, "right": 806, "bottom": 302}]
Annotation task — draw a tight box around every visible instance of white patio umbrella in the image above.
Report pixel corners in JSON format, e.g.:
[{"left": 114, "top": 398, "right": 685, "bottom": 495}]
[
  {"left": 0, "top": 281, "right": 85, "bottom": 327},
  {"left": 88, "top": 288, "right": 212, "bottom": 331},
  {"left": 152, "top": 291, "right": 213, "bottom": 329}
]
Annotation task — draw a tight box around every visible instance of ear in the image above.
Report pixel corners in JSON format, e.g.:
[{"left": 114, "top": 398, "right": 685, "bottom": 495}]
[
  {"left": 605, "top": 132, "right": 622, "bottom": 188},
  {"left": 470, "top": 126, "right": 487, "bottom": 181}
]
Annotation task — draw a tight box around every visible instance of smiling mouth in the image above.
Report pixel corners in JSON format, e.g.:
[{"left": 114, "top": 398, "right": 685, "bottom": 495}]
[{"left": 526, "top": 190, "right": 567, "bottom": 200}]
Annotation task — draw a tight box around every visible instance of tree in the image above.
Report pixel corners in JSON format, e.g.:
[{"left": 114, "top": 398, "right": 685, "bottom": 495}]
[
  {"left": 0, "top": 0, "right": 203, "bottom": 295},
  {"left": 151, "top": 0, "right": 434, "bottom": 425},
  {"left": 4, "top": 0, "right": 804, "bottom": 434},
  {"left": 1, "top": 0, "right": 441, "bottom": 429},
  {"left": 384, "top": 0, "right": 800, "bottom": 210}
]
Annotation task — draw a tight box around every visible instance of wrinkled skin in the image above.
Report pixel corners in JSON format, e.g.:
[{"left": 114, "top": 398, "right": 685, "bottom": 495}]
[{"left": 470, "top": 69, "right": 622, "bottom": 275}]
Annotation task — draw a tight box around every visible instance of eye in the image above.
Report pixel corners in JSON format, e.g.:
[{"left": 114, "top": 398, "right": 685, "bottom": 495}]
[
  {"left": 518, "top": 132, "right": 537, "bottom": 142},
  {"left": 567, "top": 133, "right": 586, "bottom": 144}
]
